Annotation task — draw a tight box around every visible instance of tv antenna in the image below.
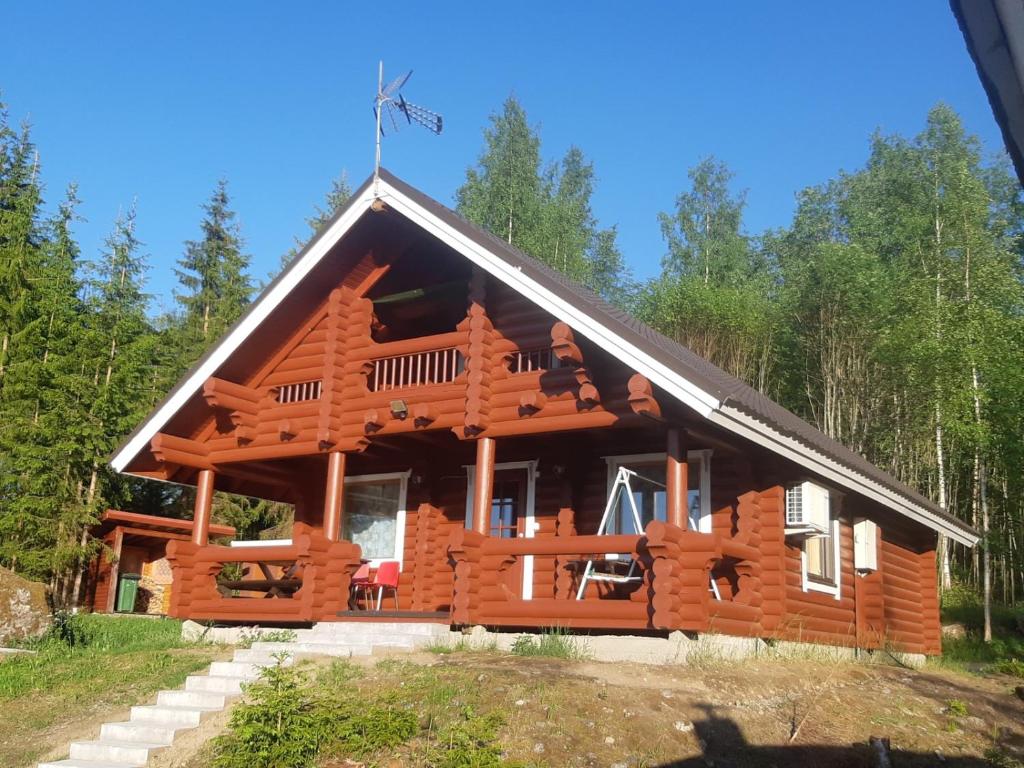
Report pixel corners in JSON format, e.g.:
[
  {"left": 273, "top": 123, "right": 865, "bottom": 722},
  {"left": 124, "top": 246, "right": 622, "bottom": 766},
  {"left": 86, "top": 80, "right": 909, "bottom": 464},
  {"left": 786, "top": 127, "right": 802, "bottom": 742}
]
[{"left": 373, "top": 61, "right": 443, "bottom": 192}]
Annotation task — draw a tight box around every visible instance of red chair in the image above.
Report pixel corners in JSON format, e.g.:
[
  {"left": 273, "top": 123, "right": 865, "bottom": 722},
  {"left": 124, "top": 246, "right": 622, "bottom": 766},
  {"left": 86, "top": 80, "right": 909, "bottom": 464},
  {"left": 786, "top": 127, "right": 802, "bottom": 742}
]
[
  {"left": 349, "top": 563, "right": 372, "bottom": 610},
  {"left": 369, "top": 561, "right": 400, "bottom": 610}
]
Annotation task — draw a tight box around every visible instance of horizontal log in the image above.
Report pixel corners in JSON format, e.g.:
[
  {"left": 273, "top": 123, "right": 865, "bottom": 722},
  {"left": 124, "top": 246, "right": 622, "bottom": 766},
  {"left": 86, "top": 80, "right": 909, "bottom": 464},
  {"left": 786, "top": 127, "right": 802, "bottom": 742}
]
[
  {"left": 262, "top": 368, "right": 325, "bottom": 388},
  {"left": 479, "top": 598, "right": 647, "bottom": 622},
  {"left": 362, "top": 331, "right": 469, "bottom": 359}
]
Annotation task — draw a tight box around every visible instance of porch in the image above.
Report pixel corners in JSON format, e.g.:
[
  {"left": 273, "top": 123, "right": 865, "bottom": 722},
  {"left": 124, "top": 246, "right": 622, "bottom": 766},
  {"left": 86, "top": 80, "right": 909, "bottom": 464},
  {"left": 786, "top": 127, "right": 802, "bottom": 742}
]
[{"left": 164, "top": 424, "right": 785, "bottom": 636}]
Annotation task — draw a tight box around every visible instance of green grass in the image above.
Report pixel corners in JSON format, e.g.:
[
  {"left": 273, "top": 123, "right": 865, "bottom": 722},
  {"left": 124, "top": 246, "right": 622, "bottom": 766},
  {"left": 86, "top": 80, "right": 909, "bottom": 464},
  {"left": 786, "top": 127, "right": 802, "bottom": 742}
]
[
  {"left": 0, "top": 613, "right": 223, "bottom": 768},
  {"left": 510, "top": 628, "right": 589, "bottom": 660}
]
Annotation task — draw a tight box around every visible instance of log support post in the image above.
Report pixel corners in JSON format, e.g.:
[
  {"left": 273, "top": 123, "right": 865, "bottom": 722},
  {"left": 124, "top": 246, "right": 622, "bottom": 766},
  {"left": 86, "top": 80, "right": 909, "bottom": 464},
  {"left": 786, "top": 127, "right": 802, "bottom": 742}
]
[
  {"left": 191, "top": 469, "right": 215, "bottom": 546},
  {"left": 323, "top": 451, "right": 347, "bottom": 541},
  {"left": 472, "top": 436, "right": 496, "bottom": 536},
  {"left": 666, "top": 428, "right": 688, "bottom": 530}
]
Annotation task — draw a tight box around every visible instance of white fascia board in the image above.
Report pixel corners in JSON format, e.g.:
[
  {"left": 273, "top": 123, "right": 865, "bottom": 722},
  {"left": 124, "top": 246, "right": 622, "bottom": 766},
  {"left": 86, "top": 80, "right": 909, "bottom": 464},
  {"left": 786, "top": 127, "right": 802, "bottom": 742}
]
[
  {"left": 709, "top": 406, "right": 978, "bottom": 547},
  {"left": 109, "top": 187, "right": 380, "bottom": 473},
  {"left": 374, "top": 181, "right": 722, "bottom": 418}
]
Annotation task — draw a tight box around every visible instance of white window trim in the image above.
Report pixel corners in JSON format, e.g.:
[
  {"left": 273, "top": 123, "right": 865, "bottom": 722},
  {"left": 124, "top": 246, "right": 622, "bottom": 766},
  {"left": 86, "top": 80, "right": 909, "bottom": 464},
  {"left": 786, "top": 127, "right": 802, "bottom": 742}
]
[
  {"left": 343, "top": 470, "right": 410, "bottom": 568},
  {"left": 464, "top": 460, "right": 539, "bottom": 600},
  {"left": 603, "top": 450, "right": 713, "bottom": 534},
  {"left": 800, "top": 518, "right": 841, "bottom": 600}
]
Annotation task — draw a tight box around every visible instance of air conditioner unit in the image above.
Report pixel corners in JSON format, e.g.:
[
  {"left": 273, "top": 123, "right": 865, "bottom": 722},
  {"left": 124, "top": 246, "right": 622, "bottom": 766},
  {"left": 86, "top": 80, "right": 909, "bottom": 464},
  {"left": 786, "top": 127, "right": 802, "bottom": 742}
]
[
  {"left": 785, "top": 481, "right": 830, "bottom": 535},
  {"left": 853, "top": 519, "right": 879, "bottom": 571}
]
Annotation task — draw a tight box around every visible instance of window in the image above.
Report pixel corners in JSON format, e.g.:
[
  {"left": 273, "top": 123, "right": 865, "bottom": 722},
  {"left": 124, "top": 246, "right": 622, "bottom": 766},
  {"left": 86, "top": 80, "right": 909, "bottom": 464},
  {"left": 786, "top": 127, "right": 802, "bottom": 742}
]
[
  {"left": 800, "top": 493, "right": 841, "bottom": 599},
  {"left": 603, "top": 451, "right": 712, "bottom": 535},
  {"left": 341, "top": 472, "right": 409, "bottom": 565}
]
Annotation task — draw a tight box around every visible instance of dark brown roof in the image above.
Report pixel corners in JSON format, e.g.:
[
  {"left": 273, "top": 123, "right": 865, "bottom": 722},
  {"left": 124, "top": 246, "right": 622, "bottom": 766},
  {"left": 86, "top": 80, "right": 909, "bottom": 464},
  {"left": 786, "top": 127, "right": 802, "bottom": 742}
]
[
  {"left": 378, "top": 170, "right": 977, "bottom": 540},
  {"left": 111, "top": 168, "right": 977, "bottom": 542}
]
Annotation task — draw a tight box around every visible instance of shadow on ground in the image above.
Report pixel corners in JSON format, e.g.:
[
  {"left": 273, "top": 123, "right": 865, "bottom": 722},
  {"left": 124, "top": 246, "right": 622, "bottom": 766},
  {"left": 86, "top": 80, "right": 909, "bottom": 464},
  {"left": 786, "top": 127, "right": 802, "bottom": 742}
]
[{"left": 655, "top": 703, "right": 1006, "bottom": 767}]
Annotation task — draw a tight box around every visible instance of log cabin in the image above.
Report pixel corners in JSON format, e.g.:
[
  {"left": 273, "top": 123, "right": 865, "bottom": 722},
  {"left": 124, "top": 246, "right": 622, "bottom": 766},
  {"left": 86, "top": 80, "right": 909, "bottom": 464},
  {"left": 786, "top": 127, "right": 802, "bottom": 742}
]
[{"left": 109, "top": 169, "right": 978, "bottom": 655}]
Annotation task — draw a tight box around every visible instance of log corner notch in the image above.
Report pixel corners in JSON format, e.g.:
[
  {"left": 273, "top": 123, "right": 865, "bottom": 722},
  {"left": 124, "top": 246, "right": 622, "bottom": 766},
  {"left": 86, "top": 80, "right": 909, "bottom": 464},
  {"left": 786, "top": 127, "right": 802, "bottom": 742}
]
[
  {"left": 150, "top": 433, "right": 212, "bottom": 470},
  {"left": 550, "top": 322, "right": 600, "bottom": 407},
  {"left": 627, "top": 373, "right": 661, "bottom": 419},
  {"left": 202, "top": 377, "right": 261, "bottom": 443}
]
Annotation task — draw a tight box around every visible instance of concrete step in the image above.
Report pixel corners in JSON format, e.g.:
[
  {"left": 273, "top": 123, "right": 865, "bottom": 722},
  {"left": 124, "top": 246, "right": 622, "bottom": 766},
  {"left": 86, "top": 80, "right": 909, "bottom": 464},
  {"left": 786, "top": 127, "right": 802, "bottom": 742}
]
[
  {"left": 99, "top": 721, "right": 177, "bottom": 745},
  {"left": 157, "top": 689, "right": 228, "bottom": 709},
  {"left": 185, "top": 674, "right": 246, "bottom": 695},
  {"left": 69, "top": 739, "right": 166, "bottom": 764},
  {"left": 308, "top": 621, "right": 448, "bottom": 637},
  {"left": 130, "top": 703, "right": 215, "bottom": 728},
  {"left": 208, "top": 661, "right": 263, "bottom": 679},
  {"left": 250, "top": 640, "right": 373, "bottom": 656},
  {"left": 295, "top": 631, "right": 425, "bottom": 647},
  {"left": 38, "top": 760, "right": 138, "bottom": 768},
  {"left": 232, "top": 648, "right": 294, "bottom": 664}
]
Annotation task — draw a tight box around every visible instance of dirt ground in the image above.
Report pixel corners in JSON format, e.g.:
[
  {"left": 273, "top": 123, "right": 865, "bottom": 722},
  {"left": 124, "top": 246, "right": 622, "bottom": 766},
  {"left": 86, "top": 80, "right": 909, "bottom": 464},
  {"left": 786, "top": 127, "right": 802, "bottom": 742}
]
[{"left": 172, "top": 648, "right": 1024, "bottom": 768}]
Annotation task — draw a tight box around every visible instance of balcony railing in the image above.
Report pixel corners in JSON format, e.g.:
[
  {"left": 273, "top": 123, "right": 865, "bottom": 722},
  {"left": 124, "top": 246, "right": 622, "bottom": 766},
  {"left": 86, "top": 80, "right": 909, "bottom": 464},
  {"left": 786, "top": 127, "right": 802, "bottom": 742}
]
[{"left": 368, "top": 347, "right": 464, "bottom": 393}]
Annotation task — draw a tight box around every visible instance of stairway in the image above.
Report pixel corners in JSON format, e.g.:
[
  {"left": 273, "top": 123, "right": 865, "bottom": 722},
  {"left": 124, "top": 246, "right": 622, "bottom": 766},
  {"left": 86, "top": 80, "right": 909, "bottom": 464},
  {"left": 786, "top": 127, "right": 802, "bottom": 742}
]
[{"left": 37, "top": 621, "right": 448, "bottom": 768}]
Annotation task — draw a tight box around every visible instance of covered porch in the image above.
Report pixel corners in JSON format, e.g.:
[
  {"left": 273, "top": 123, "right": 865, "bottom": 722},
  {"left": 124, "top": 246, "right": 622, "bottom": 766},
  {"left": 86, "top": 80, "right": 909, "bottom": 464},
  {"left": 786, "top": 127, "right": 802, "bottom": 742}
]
[{"left": 164, "top": 422, "right": 783, "bottom": 635}]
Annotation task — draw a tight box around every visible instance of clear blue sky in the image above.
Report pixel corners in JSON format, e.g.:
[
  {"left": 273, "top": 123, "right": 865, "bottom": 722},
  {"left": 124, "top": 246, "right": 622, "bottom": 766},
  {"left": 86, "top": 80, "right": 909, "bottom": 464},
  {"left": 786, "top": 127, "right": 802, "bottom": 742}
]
[{"left": 0, "top": 2, "right": 1005, "bottom": 312}]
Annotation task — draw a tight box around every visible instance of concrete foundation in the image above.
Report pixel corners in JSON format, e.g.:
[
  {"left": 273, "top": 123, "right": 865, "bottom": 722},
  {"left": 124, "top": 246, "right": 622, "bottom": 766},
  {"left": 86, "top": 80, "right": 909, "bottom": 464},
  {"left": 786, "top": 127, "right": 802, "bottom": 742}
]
[{"left": 179, "top": 620, "right": 926, "bottom": 669}]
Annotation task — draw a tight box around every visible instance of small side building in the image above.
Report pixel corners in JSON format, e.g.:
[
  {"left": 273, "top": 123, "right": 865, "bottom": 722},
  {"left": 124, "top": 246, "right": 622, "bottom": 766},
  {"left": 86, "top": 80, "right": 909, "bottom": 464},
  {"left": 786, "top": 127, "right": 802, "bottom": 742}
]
[{"left": 85, "top": 510, "right": 235, "bottom": 615}]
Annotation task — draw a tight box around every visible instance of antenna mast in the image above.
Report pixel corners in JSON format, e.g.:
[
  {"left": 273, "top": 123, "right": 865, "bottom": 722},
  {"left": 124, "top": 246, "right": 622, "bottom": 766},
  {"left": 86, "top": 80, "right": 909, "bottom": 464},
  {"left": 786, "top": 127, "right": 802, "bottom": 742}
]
[{"left": 372, "top": 61, "right": 443, "bottom": 196}]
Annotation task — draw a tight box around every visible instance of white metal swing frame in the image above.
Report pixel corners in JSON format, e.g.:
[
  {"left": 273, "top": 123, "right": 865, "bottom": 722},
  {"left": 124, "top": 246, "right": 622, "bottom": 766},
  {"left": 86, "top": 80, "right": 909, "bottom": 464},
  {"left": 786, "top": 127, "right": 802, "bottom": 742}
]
[
  {"left": 575, "top": 466, "right": 652, "bottom": 600},
  {"left": 574, "top": 465, "right": 721, "bottom": 601}
]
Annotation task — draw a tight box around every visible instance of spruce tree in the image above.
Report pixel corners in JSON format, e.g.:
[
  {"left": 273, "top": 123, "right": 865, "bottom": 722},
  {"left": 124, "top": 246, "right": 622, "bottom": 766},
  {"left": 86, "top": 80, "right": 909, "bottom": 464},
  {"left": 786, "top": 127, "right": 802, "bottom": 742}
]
[{"left": 172, "top": 179, "right": 252, "bottom": 375}]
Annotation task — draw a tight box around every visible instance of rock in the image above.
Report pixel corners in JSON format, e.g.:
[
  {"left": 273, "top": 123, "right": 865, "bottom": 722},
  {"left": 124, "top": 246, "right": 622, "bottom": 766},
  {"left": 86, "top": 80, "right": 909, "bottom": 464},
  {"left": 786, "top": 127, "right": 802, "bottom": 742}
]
[
  {"left": 675, "top": 720, "right": 695, "bottom": 732},
  {"left": 604, "top": 736, "right": 615, "bottom": 745},
  {"left": 1015, "top": 686, "right": 1024, "bottom": 702},
  {"left": 0, "top": 566, "right": 49, "bottom": 646},
  {"left": 941, "top": 623, "right": 968, "bottom": 639},
  {"left": 533, "top": 743, "right": 545, "bottom": 754}
]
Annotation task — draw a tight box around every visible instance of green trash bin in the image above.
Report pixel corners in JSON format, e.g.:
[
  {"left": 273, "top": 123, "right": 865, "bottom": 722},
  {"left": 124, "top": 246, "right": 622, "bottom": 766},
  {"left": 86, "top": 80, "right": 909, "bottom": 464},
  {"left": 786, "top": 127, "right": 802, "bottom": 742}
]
[{"left": 116, "top": 573, "right": 141, "bottom": 613}]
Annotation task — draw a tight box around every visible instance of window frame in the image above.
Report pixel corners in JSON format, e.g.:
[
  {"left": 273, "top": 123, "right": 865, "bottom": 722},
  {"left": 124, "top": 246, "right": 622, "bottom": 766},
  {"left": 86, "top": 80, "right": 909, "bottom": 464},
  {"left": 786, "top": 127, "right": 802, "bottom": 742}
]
[
  {"left": 800, "top": 515, "right": 842, "bottom": 600},
  {"left": 342, "top": 470, "right": 410, "bottom": 567},
  {"left": 603, "top": 450, "right": 713, "bottom": 534}
]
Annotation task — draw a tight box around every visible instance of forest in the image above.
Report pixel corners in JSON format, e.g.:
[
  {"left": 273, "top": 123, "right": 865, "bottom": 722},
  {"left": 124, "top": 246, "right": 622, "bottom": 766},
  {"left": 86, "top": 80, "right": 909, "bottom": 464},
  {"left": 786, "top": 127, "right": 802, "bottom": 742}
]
[{"left": 0, "top": 94, "right": 1020, "bottom": 633}]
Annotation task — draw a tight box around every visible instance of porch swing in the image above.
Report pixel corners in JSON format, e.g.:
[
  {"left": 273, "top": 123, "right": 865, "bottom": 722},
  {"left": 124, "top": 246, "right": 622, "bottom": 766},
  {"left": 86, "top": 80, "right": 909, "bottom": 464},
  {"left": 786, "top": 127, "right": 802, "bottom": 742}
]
[
  {"left": 574, "top": 465, "right": 654, "bottom": 600},
  {"left": 575, "top": 465, "right": 721, "bottom": 601}
]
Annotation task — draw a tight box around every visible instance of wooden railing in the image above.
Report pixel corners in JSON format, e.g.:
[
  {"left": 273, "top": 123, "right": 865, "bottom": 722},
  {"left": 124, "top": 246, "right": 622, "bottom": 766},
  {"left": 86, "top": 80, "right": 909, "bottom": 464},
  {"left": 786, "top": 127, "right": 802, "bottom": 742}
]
[
  {"left": 448, "top": 524, "right": 728, "bottom": 631},
  {"left": 507, "top": 347, "right": 559, "bottom": 374},
  {"left": 165, "top": 523, "right": 362, "bottom": 623},
  {"left": 276, "top": 379, "right": 322, "bottom": 404},
  {"left": 368, "top": 347, "right": 464, "bottom": 392}
]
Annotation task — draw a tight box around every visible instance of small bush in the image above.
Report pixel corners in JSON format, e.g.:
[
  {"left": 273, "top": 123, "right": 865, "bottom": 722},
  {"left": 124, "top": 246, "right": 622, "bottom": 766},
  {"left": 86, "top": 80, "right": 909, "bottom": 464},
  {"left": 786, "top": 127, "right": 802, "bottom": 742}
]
[
  {"left": 212, "top": 659, "right": 416, "bottom": 768},
  {"left": 46, "top": 611, "right": 88, "bottom": 648},
  {"left": 428, "top": 706, "right": 514, "bottom": 768},
  {"left": 988, "top": 658, "right": 1024, "bottom": 678},
  {"left": 510, "top": 628, "right": 588, "bottom": 660},
  {"left": 946, "top": 698, "right": 969, "bottom": 717}
]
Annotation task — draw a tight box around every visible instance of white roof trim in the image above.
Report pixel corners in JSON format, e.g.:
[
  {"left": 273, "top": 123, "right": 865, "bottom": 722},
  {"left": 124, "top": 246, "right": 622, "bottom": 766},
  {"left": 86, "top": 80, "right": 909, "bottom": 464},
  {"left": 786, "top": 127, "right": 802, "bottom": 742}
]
[
  {"left": 109, "top": 184, "right": 381, "bottom": 472},
  {"left": 111, "top": 175, "right": 975, "bottom": 546}
]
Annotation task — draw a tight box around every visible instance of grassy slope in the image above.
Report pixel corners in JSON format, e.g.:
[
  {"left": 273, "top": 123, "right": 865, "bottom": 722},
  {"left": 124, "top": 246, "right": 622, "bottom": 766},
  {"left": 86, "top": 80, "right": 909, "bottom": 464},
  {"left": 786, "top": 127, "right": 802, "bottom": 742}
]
[
  {"left": 0, "top": 614, "right": 224, "bottom": 768},
  {"left": 181, "top": 647, "right": 1024, "bottom": 768}
]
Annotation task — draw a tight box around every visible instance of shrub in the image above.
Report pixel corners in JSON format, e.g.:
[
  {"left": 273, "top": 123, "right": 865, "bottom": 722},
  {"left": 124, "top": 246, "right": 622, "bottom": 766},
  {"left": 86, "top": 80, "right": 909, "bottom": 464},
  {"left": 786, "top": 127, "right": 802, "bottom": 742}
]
[
  {"left": 429, "top": 707, "right": 512, "bottom": 768},
  {"left": 212, "top": 659, "right": 417, "bottom": 768},
  {"left": 988, "top": 658, "right": 1024, "bottom": 678}
]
